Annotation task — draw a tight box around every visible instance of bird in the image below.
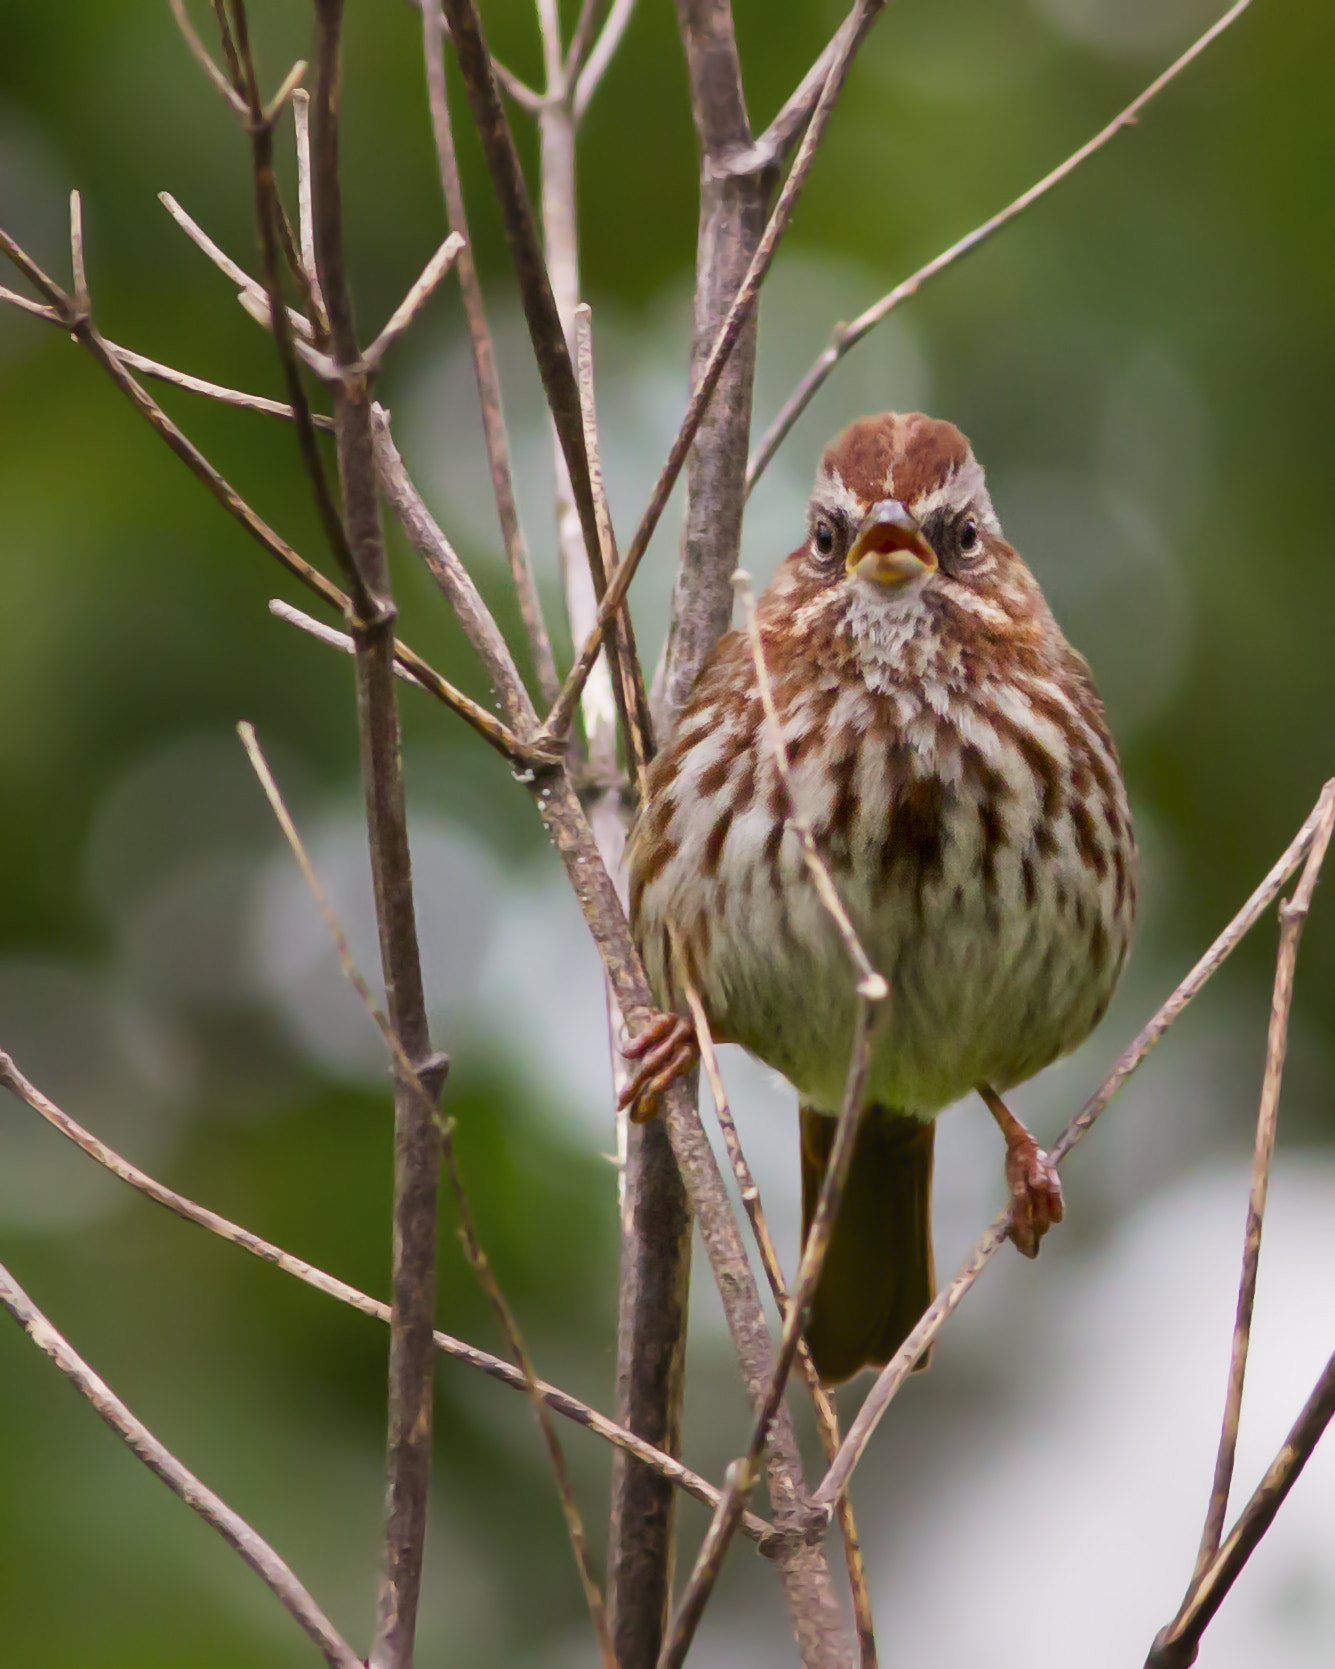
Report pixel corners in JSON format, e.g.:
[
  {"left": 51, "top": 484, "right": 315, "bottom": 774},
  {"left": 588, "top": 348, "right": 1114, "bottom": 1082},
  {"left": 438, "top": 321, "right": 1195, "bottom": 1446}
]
[{"left": 620, "top": 411, "right": 1137, "bottom": 1387}]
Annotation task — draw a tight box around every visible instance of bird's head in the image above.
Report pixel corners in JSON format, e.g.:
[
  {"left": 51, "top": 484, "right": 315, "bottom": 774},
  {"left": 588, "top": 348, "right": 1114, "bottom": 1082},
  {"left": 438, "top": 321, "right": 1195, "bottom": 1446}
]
[{"left": 804, "top": 411, "right": 1013, "bottom": 603}]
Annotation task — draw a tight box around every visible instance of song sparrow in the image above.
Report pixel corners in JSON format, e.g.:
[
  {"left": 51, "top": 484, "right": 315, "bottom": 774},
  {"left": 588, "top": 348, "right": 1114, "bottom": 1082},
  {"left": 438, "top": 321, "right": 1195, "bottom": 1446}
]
[{"left": 623, "top": 412, "right": 1136, "bottom": 1385}]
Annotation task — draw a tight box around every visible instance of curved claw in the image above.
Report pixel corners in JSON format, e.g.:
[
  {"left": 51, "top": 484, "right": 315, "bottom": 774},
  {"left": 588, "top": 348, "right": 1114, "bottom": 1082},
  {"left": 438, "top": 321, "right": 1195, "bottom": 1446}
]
[
  {"left": 1004, "top": 1135, "right": 1064, "bottom": 1259},
  {"left": 618, "top": 1011, "right": 698, "bottom": 1124}
]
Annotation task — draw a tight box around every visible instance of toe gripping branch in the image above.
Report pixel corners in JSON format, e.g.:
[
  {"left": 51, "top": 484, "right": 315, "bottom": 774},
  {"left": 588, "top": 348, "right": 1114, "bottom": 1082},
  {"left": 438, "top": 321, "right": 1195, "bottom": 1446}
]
[
  {"left": 980, "top": 1084, "right": 1064, "bottom": 1259},
  {"left": 618, "top": 1011, "right": 698, "bottom": 1123}
]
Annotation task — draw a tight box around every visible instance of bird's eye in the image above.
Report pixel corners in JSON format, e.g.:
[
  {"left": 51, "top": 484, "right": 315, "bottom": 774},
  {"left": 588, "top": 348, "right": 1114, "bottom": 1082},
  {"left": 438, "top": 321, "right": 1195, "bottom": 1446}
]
[
  {"left": 958, "top": 517, "right": 979, "bottom": 555},
  {"left": 813, "top": 520, "right": 836, "bottom": 558}
]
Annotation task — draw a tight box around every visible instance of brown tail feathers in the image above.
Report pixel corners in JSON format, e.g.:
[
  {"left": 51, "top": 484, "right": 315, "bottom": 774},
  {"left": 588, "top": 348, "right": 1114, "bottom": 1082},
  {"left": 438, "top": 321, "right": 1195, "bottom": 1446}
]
[{"left": 800, "top": 1103, "right": 936, "bottom": 1387}]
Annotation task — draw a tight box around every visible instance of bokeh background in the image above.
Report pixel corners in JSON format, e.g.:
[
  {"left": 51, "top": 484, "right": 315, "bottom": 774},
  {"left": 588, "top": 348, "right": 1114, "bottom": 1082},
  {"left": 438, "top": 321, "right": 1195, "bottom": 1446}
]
[{"left": 2, "top": 0, "right": 1333, "bottom": 1664}]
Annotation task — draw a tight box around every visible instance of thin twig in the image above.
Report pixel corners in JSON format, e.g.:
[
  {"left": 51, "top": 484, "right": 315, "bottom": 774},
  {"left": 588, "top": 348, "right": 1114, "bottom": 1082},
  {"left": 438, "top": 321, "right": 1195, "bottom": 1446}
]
[
  {"left": 238, "top": 722, "right": 615, "bottom": 1669},
  {"left": 306, "top": 9, "right": 444, "bottom": 1661},
  {"left": 226, "top": 2, "right": 378, "bottom": 619},
  {"left": 0, "top": 1258, "right": 361, "bottom": 1669},
  {"left": 168, "top": 0, "right": 249, "bottom": 117},
  {"left": 735, "top": 570, "right": 886, "bottom": 1000},
  {"left": 677, "top": 964, "right": 878, "bottom": 1665},
  {"left": 159, "top": 191, "right": 315, "bottom": 340},
  {"left": 659, "top": 998, "right": 878, "bottom": 1669},
  {"left": 574, "top": 304, "right": 652, "bottom": 788},
  {"left": 68, "top": 191, "right": 89, "bottom": 314},
  {"left": 421, "top": 0, "right": 560, "bottom": 706},
  {"left": 291, "top": 89, "right": 332, "bottom": 338},
  {"left": 746, "top": 0, "right": 1257, "bottom": 492},
  {"left": 572, "top": 0, "right": 637, "bottom": 119},
  {"left": 1147, "top": 1348, "right": 1335, "bottom": 1669},
  {"left": 564, "top": 0, "right": 603, "bottom": 86},
  {"left": 812, "top": 779, "right": 1335, "bottom": 1513},
  {"left": 0, "top": 221, "right": 527, "bottom": 761},
  {"left": 1190, "top": 795, "right": 1335, "bottom": 1575},
  {"left": 440, "top": 0, "right": 648, "bottom": 770},
  {"left": 0, "top": 281, "right": 335, "bottom": 425},
  {"left": 548, "top": 0, "right": 886, "bottom": 740},
  {"left": 0, "top": 1048, "right": 769, "bottom": 1545},
  {"left": 745, "top": 5, "right": 868, "bottom": 171},
  {"left": 360, "top": 232, "right": 466, "bottom": 372},
  {"left": 371, "top": 406, "right": 541, "bottom": 732}
]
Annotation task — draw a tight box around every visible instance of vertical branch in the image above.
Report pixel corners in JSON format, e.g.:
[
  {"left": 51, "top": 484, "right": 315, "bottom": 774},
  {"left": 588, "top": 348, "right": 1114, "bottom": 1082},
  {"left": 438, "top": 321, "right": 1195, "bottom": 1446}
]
[
  {"left": 655, "top": 0, "right": 771, "bottom": 724},
  {"left": 420, "top": 4, "right": 560, "bottom": 706},
  {"left": 306, "top": 6, "right": 442, "bottom": 1666},
  {"left": 1191, "top": 794, "right": 1335, "bottom": 1573},
  {"left": 680, "top": 967, "right": 879, "bottom": 1666}
]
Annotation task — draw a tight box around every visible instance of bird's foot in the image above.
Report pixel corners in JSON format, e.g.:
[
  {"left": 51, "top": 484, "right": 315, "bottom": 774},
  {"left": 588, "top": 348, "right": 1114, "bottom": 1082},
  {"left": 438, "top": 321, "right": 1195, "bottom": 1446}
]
[
  {"left": 1003, "top": 1131, "right": 1063, "bottom": 1258},
  {"left": 617, "top": 1010, "right": 697, "bottom": 1124},
  {"left": 979, "top": 1085, "right": 1064, "bottom": 1259}
]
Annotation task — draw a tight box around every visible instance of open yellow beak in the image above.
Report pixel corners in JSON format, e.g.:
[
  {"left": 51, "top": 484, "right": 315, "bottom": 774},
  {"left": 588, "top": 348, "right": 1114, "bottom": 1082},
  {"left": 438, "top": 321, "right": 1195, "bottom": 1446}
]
[{"left": 845, "top": 500, "right": 937, "bottom": 589}]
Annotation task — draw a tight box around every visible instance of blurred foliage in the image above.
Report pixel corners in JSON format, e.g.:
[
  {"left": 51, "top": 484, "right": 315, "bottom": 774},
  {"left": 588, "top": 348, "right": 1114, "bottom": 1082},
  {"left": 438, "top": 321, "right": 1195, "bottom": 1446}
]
[{"left": 1, "top": 0, "right": 1333, "bottom": 1664}]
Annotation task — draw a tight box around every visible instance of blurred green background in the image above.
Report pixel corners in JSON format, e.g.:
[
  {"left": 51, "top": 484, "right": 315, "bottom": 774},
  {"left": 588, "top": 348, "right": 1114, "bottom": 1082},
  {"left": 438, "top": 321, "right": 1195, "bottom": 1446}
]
[{"left": 2, "top": 1, "right": 1334, "bottom": 1665}]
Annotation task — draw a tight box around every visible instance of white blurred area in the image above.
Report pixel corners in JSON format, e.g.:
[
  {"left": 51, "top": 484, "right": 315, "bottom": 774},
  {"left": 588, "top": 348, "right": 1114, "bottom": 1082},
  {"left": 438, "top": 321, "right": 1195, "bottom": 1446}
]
[
  {"left": 2, "top": 264, "right": 1331, "bottom": 1664},
  {"left": 877, "top": 1158, "right": 1335, "bottom": 1669}
]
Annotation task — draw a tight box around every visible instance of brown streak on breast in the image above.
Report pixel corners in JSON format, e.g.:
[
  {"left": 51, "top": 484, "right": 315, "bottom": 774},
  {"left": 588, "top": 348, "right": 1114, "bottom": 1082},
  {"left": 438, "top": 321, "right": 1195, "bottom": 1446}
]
[
  {"left": 1069, "top": 799, "right": 1108, "bottom": 879},
  {"left": 702, "top": 805, "right": 734, "bottom": 878}
]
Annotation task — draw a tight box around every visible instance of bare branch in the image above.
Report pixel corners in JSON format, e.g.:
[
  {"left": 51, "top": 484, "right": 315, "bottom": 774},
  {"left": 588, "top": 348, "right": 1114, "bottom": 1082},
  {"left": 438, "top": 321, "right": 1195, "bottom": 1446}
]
[
  {"left": 747, "top": 0, "right": 1257, "bottom": 492},
  {"left": 1147, "top": 1348, "right": 1335, "bottom": 1669},
  {"left": 553, "top": 0, "right": 886, "bottom": 735},
  {"left": 0, "top": 1048, "right": 769, "bottom": 1545},
  {"left": 421, "top": 0, "right": 560, "bottom": 706},
  {"left": 168, "top": 0, "right": 249, "bottom": 117},
  {"left": 361, "top": 231, "right": 465, "bottom": 372},
  {"left": 812, "top": 778, "right": 1335, "bottom": 1513},
  {"left": 0, "top": 1257, "right": 361, "bottom": 1669},
  {"left": 440, "top": 0, "right": 648, "bottom": 767},
  {"left": 227, "top": 2, "right": 378, "bottom": 619},
  {"left": 0, "top": 222, "right": 534, "bottom": 764},
  {"left": 291, "top": 89, "right": 332, "bottom": 336},
  {"left": 572, "top": 0, "right": 638, "bottom": 120},
  {"left": 68, "top": 190, "right": 89, "bottom": 314},
  {"left": 574, "top": 304, "right": 652, "bottom": 788},
  {"left": 0, "top": 283, "right": 60, "bottom": 322},
  {"left": 661, "top": 996, "right": 878, "bottom": 1668},
  {"left": 371, "top": 406, "right": 539, "bottom": 730},
  {"left": 158, "top": 191, "right": 315, "bottom": 341},
  {"left": 1187, "top": 795, "right": 1335, "bottom": 1580},
  {"left": 678, "top": 965, "right": 879, "bottom": 1665},
  {"left": 238, "top": 721, "right": 615, "bottom": 1669},
  {"left": 304, "top": 9, "right": 445, "bottom": 1662}
]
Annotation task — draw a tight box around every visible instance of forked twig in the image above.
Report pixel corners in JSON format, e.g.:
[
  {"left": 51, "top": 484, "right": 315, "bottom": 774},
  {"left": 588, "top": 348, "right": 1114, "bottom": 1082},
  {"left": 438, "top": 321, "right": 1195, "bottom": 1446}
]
[
  {"left": 676, "top": 961, "right": 879, "bottom": 1666},
  {"left": 0, "top": 1258, "right": 361, "bottom": 1669},
  {"left": 1147, "top": 1349, "right": 1335, "bottom": 1668},
  {"left": 237, "top": 724, "right": 616, "bottom": 1669},
  {"left": 746, "top": 0, "right": 1256, "bottom": 492},
  {"left": 360, "top": 232, "right": 466, "bottom": 372},
  {"left": 0, "top": 1049, "right": 770, "bottom": 1547},
  {"left": 812, "top": 779, "right": 1335, "bottom": 1515},
  {"left": 572, "top": 0, "right": 637, "bottom": 119}
]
